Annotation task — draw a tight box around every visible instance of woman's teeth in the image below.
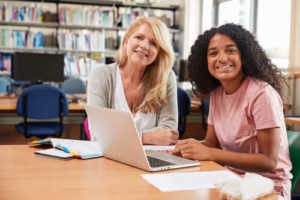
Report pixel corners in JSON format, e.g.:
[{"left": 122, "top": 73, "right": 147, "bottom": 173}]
[
  {"left": 216, "top": 64, "right": 232, "bottom": 69},
  {"left": 136, "top": 51, "right": 148, "bottom": 57}
]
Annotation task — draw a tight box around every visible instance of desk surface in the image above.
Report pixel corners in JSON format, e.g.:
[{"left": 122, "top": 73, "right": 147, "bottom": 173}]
[
  {"left": 0, "top": 145, "right": 277, "bottom": 200},
  {"left": 285, "top": 117, "right": 300, "bottom": 125},
  {"left": 0, "top": 94, "right": 85, "bottom": 112}
]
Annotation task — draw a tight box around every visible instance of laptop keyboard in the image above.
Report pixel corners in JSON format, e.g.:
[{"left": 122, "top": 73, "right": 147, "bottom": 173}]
[{"left": 147, "top": 156, "right": 175, "bottom": 168}]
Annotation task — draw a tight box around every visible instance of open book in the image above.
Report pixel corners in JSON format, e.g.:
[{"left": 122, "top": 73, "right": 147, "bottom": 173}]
[{"left": 30, "top": 138, "right": 103, "bottom": 159}]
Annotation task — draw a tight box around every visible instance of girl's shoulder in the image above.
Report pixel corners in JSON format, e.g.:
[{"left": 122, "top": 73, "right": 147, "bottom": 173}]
[
  {"left": 246, "top": 77, "right": 273, "bottom": 94},
  {"left": 246, "top": 76, "right": 282, "bottom": 102}
]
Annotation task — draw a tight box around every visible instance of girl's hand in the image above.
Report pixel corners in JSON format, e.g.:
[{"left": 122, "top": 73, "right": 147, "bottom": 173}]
[{"left": 173, "top": 138, "right": 213, "bottom": 161}]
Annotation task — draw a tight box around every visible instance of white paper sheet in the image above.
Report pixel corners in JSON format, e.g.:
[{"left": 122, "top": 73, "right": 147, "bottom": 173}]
[
  {"left": 141, "top": 170, "right": 241, "bottom": 192},
  {"left": 143, "top": 145, "right": 175, "bottom": 152}
]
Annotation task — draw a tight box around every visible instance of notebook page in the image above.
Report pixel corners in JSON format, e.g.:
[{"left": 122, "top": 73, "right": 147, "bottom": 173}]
[{"left": 50, "top": 139, "right": 103, "bottom": 158}]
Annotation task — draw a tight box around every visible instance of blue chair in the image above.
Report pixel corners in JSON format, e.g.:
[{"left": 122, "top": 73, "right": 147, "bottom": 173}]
[
  {"left": 62, "top": 77, "right": 86, "bottom": 94},
  {"left": 177, "top": 87, "right": 191, "bottom": 139},
  {"left": 0, "top": 77, "right": 10, "bottom": 94},
  {"left": 15, "top": 84, "right": 69, "bottom": 138},
  {"left": 2, "top": 75, "right": 11, "bottom": 83}
]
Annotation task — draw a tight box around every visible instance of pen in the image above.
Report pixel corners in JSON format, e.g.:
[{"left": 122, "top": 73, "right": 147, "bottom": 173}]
[
  {"left": 75, "top": 154, "right": 82, "bottom": 158},
  {"left": 61, "top": 146, "right": 70, "bottom": 153},
  {"left": 60, "top": 146, "right": 82, "bottom": 159},
  {"left": 70, "top": 151, "right": 82, "bottom": 158},
  {"left": 31, "top": 139, "right": 44, "bottom": 144}
]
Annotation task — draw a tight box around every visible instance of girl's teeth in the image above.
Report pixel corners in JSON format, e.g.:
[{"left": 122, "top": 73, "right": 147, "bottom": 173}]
[{"left": 217, "top": 65, "right": 232, "bottom": 69}]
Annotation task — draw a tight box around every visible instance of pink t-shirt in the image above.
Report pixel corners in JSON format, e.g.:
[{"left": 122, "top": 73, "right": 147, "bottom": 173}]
[{"left": 207, "top": 76, "right": 292, "bottom": 198}]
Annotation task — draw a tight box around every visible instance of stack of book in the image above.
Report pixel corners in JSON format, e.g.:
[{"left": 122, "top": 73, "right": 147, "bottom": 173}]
[
  {"left": 58, "top": 4, "right": 115, "bottom": 27},
  {"left": 0, "top": 28, "right": 56, "bottom": 48},
  {"left": 0, "top": 2, "right": 55, "bottom": 23},
  {"left": 64, "top": 53, "right": 105, "bottom": 77},
  {"left": 58, "top": 29, "right": 105, "bottom": 51}
]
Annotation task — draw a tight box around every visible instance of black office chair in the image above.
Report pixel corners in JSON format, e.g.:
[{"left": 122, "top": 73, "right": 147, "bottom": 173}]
[
  {"left": 177, "top": 87, "right": 191, "bottom": 139},
  {"left": 15, "top": 84, "right": 69, "bottom": 138},
  {"left": 201, "top": 96, "right": 210, "bottom": 132}
]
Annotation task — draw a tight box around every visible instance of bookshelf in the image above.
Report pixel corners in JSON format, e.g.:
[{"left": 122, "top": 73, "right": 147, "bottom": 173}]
[{"left": 0, "top": 0, "right": 181, "bottom": 80}]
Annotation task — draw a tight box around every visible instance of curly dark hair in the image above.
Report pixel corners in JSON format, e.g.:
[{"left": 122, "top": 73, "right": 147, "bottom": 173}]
[{"left": 188, "top": 23, "right": 286, "bottom": 98}]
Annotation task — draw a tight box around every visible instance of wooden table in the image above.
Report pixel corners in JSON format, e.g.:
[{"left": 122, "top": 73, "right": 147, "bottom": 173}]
[
  {"left": 0, "top": 94, "right": 86, "bottom": 125},
  {"left": 285, "top": 117, "right": 300, "bottom": 125},
  {"left": 0, "top": 94, "right": 85, "bottom": 112},
  {"left": 0, "top": 145, "right": 278, "bottom": 200},
  {"left": 191, "top": 97, "right": 202, "bottom": 111},
  {"left": 0, "top": 94, "right": 203, "bottom": 112}
]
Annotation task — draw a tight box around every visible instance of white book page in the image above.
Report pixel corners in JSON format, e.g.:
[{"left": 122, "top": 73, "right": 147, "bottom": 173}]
[{"left": 50, "top": 139, "right": 102, "bottom": 156}]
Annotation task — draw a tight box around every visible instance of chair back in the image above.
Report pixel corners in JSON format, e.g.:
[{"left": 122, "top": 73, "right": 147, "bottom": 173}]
[
  {"left": 16, "top": 84, "right": 68, "bottom": 119},
  {"left": 62, "top": 77, "right": 86, "bottom": 94},
  {"left": 16, "top": 84, "right": 69, "bottom": 138},
  {"left": 2, "top": 75, "right": 10, "bottom": 82},
  {"left": 0, "top": 77, "right": 9, "bottom": 94},
  {"left": 287, "top": 131, "right": 300, "bottom": 192},
  {"left": 177, "top": 87, "right": 191, "bottom": 138}
]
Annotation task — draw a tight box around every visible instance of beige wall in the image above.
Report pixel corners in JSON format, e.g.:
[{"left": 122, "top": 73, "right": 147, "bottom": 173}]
[
  {"left": 286, "top": 0, "right": 300, "bottom": 117},
  {"left": 289, "top": 0, "right": 300, "bottom": 72}
]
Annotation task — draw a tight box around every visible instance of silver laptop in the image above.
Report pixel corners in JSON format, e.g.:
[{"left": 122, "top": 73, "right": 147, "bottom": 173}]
[{"left": 85, "top": 105, "right": 200, "bottom": 171}]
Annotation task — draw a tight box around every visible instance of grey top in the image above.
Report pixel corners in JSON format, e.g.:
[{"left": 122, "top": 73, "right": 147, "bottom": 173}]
[{"left": 87, "top": 63, "right": 178, "bottom": 135}]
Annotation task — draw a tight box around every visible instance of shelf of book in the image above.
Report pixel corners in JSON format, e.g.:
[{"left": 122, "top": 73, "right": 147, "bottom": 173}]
[
  {"left": 0, "top": 21, "right": 180, "bottom": 33},
  {"left": 0, "top": 0, "right": 181, "bottom": 79},
  {"left": 58, "top": 0, "right": 179, "bottom": 11}
]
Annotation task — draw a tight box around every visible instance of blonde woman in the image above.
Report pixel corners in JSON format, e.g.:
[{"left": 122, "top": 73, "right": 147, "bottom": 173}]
[{"left": 87, "top": 16, "right": 179, "bottom": 145}]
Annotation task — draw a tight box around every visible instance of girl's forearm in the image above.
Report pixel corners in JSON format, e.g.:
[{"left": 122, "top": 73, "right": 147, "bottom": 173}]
[{"left": 210, "top": 148, "right": 277, "bottom": 172}]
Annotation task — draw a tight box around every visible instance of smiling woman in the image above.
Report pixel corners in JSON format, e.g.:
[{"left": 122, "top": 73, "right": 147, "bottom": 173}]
[
  {"left": 173, "top": 23, "right": 292, "bottom": 200},
  {"left": 87, "top": 16, "right": 179, "bottom": 146}
]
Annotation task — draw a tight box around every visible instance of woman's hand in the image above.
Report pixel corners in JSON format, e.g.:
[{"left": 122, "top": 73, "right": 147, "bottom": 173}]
[
  {"left": 142, "top": 129, "right": 179, "bottom": 145},
  {"left": 173, "top": 138, "right": 213, "bottom": 161}
]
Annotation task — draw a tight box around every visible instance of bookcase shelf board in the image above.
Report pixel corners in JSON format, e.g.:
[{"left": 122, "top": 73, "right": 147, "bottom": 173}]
[{"left": 0, "top": 21, "right": 59, "bottom": 28}]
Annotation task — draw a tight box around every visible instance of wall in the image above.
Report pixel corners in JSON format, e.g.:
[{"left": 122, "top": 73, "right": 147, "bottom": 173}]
[
  {"left": 289, "top": 0, "right": 300, "bottom": 72},
  {"left": 289, "top": 0, "right": 300, "bottom": 117},
  {"left": 182, "top": 0, "right": 202, "bottom": 59}
]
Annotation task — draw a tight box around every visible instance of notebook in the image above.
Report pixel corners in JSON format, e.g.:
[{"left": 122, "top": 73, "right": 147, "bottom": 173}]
[
  {"left": 85, "top": 105, "right": 200, "bottom": 171},
  {"left": 30, "top": 138, "right": 103, "bottom": 159}
]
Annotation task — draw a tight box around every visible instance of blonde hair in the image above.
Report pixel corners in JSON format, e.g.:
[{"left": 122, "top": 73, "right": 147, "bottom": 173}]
[{"left": 115, "top": 16, "right": 175, "bottom": 113}]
